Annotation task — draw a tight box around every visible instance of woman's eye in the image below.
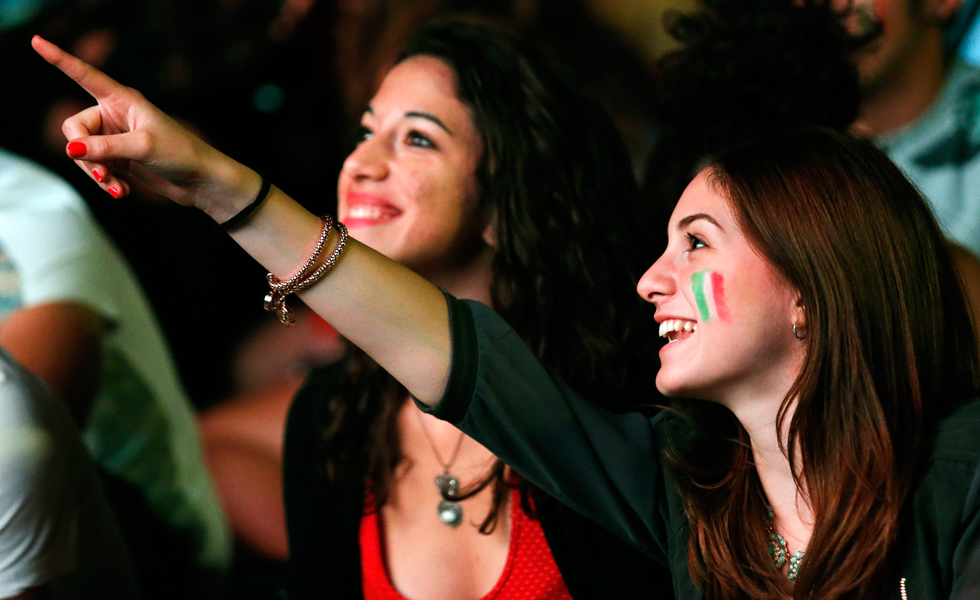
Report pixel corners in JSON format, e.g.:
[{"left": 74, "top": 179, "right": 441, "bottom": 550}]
[
  {"left": 356, "top": 126, "right": 373, "bottom": 143},
  {"left": 686, "top": 233, "right": 707, "bottom": 252},
  {"left": 348, "top": 125, "right": 372, "bottom": 150},
  {"left": 407, "top": 130, "right": 436, "bottom": 149}
]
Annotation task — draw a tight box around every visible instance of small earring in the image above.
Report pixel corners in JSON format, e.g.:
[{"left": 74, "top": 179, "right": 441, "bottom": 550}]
[{"left": 793, "top": 322, "right": 805, "bottom": 341}]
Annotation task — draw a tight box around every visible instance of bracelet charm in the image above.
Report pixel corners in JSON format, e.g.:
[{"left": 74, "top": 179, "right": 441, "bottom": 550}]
[{"left": 262, "top": 216, "right": 348, "bottom": 326}]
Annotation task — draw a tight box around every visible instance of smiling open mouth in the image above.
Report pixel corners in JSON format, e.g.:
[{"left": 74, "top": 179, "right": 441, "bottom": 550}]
[
  {"left": 347, "top": 205, "right": 400, "bottom": 220},
  {"left": 343, "top": 194, "right": 403, "bottom": 227},
  {"left": 659, "top": 319, "right": 698, "bottom": 343}
]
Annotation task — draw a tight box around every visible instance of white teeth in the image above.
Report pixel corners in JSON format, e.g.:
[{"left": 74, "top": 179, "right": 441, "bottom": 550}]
[
  {"left": 347, "top": 205, "right": 388, "bottom": 219},
  {"left": 659, "top": 319, "right": 698, "bottom": 338}
]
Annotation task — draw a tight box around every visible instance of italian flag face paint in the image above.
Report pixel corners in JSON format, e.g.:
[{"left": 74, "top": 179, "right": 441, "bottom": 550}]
[{"left": 691, "top": 270, "right": 730, "bottom": 322}]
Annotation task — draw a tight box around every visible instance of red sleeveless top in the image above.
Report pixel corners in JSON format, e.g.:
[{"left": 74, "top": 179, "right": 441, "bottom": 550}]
[{"left": 359, "top": 488, "right": 572, "bottom": 600}]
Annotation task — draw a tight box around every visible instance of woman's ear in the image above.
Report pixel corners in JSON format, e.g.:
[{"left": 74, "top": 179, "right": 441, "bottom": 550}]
[
  {"left": 792, "top": 295, "right": 807, "bottom": 341},
  {"left": 481, "top": 207, "right": 498, "bottom": 250}
]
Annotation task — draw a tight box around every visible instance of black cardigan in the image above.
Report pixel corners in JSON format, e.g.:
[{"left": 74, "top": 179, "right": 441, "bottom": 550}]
[
  {"left": 417, "top": 292, "right": 980, "bottom": 600},
  {"left": 283, "top": 363, "right": 674, "bottom": 600}
]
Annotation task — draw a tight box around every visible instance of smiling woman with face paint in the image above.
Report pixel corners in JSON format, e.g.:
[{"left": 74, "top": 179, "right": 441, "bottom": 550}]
[
  {"left": 34, "top": 17, "right": 980, "bottom": 600},
  {"left": 424, "top": 130, "right": 980, "bottom": 600}
]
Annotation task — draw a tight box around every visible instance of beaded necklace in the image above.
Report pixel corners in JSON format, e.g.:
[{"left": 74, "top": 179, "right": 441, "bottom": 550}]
[{"left": 765, "top": 504, "right": 805, "bottom": 581}]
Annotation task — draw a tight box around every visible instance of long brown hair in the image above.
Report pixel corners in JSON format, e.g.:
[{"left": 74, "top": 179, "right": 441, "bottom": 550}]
[{"left": 667, "top": 128, "right": 980, "bottom": 599}]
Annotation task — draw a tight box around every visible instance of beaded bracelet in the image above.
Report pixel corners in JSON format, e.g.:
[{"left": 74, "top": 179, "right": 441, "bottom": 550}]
[
  {"left": 284, "top": 223, "right": 348, "bottom": 295},
  {"left": 263, "top": 218, "right": 349, "bottom": 326},
  {"left": 266, "top": 215, "right": 334, "bottom": 291}
]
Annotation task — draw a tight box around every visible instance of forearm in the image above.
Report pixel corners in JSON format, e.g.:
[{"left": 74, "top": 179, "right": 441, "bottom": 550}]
[{"left": 222, "top": 186, "right": 451, "bottom": 405}]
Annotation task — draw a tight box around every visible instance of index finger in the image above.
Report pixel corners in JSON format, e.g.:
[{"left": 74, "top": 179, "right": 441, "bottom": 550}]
[{"left": 31, "top": 35, "right": 124, "bottom": 101}]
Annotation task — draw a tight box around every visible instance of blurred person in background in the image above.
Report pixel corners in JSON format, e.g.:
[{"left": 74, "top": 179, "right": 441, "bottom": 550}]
[
  {"left": 0, "top": 147, "right": 230, "bottom": 598},
  {"left": 642, "top": 0, "right": 862, "bottom": 238},
  {"left": 198, "top": 307, "right": 345, "bottom": 563},
  {"left": 0, "top": 346, "right": 139, "bottom": 599},
  {"left": 6, "top": 5, "right": 348, "bottom": 590},
  {"left": 845, "top": 0, "right": 980, "bottom": 305}
]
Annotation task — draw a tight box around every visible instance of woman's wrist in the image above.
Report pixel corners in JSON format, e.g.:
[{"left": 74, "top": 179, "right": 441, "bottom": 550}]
[{"left": 196, "top": 152, "right": 263, "bottom": 224}]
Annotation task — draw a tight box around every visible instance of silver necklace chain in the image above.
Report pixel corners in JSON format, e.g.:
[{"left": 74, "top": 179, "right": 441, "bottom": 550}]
[
  {"left": 415, "top": 409, "right": 465, "bottom": 469},
  {"left": 415, "top": 410, "right": 466, "bottom": 527}
]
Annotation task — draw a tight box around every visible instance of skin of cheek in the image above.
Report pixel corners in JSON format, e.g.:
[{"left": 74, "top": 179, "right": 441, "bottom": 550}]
[{"left": 399, "top": 165, "right": 477, "bottom": 271}]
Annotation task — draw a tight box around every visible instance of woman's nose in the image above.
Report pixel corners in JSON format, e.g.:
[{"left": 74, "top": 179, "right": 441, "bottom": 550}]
[
  {"left": 342, "top": 136, "right": 389, "bottom": 180},
  {"left": 636, "top": 252, "right": 673, "bottom": 305}
]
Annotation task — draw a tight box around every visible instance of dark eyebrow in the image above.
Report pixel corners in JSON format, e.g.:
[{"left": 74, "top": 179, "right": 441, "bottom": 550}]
[
  {"left": 404, "top": 111, "right": 453, "bottom": 135},
  {"left": 361, "top": 106, "right": 454, "bottom": 135},
  {"left": 677, "top": 213, "right": 724, "bottom": 232}
]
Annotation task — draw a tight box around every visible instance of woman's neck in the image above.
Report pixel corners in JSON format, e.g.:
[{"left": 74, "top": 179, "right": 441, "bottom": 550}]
[{"left": 738, "top": 398, "right": 813, "bottom": 553}]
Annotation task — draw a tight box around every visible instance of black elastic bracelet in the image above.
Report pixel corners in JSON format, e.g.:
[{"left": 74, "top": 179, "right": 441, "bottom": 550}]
[{"left": 219, "top": 175, "right": 272, "bottom": 231}]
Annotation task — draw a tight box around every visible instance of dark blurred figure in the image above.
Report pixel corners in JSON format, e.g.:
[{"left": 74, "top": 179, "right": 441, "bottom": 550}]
[{"left": 643, "top": 0, "right": 862, "bottom": 246}]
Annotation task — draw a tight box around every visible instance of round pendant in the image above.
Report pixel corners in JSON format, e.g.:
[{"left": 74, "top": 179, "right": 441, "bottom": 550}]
[{"left": 437, "top": 500, "right": 463, "bottom": 527}]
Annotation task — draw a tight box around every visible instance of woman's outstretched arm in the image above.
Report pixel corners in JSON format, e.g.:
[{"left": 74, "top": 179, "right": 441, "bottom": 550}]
[{"left": 31, "top": 36, "right": 452, "bottom": 405}]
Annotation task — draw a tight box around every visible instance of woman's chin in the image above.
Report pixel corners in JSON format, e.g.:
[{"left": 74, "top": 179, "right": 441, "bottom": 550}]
[
  {"left": 655, "top": 372, "right": 684, "bottom": 398},
  {"left": 656, "top": 370, "right": 712, "bottom": 401}
]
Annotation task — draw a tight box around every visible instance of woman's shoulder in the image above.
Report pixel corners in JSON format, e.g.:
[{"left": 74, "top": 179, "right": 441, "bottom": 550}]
[{"left": 927, "top": 399, "right": 980, "bottom": 466}]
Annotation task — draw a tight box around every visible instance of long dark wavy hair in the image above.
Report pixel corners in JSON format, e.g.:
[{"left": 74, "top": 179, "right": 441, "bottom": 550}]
[
  {"left": 666, "top": 128, "right": 980, "bottom": 599},
  {"left": 314, "top": 20, "right": 653, "bottom": 531}
]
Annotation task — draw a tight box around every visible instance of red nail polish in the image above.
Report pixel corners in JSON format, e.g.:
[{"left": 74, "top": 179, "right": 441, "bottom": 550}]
[
  {"left": 107, "top": 186, "right": 120, "bottom": 199},
  {"left": 67, "top": 141, "right": 87, "bottom": 158},
  {"left": 93, "top": 169, "right": 104, "bottom": 183}
]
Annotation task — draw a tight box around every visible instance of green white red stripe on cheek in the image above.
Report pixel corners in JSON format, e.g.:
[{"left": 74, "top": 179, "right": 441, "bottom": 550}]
[{"left": 691, "top": 270, "right": 731, "bottom": 322}]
